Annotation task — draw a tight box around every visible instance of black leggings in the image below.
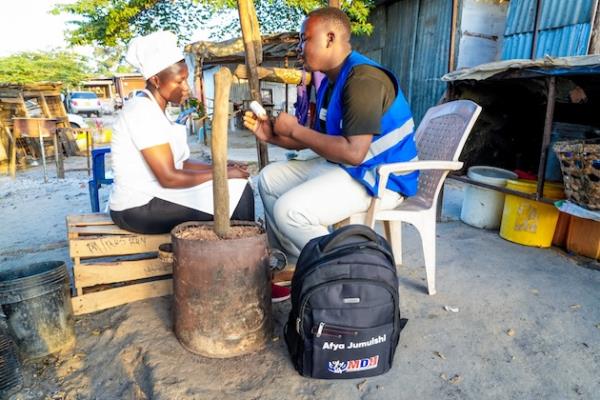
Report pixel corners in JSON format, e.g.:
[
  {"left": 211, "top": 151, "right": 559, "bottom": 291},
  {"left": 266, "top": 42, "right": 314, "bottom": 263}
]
[{"left": 110, "top": 183, "right": 255, "bottom": 234}]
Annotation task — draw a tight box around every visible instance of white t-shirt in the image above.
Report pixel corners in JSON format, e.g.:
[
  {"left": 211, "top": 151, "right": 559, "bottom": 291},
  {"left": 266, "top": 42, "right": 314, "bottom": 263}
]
[
  {"left": 109, "top": 92, "right": 248, "bottom": 216},
  {"left": 109, "top": 93, "right": 190, "bottom": 211}
]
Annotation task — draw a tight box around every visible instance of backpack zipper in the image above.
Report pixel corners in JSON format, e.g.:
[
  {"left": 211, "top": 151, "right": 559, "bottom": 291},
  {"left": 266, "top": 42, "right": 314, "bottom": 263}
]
[
  {"left": 312, "top": 322, "right": 359, "bottom": 338},
  {"left": 297, "top": 278, "right": 398, "bottom": 341}
]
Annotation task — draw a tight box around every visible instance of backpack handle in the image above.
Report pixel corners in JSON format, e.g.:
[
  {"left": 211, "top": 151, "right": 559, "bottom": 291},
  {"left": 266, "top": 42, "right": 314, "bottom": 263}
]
[{"left": 321, "top": 225, "right": 379, "bottom": 254}]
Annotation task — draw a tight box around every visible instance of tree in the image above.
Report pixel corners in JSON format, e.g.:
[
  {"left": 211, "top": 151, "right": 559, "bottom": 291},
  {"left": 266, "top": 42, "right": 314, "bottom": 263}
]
[
  {"left": 208, "top": 0, "right": 306, "bottom": 40},
  {"left": 0, "top": 51, "right": 91, "bottom": 88},
  {"left": 53, "top": 0, "right": 375, "bottom": 47}
]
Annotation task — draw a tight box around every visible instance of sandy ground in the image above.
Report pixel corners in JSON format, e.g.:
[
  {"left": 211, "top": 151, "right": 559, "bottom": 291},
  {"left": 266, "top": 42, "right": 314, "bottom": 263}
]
[{"left": 1, "top": 125, "right": 599, "bottom": 400}]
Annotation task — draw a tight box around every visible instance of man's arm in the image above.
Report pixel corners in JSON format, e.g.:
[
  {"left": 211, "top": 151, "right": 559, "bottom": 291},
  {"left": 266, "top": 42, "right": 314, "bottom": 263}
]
[
  {"left": 274, "top": 113, "right": 371, "bottom": 165},
  {"left": 242, "top": 111, "right": 307, "bottom": 150}
]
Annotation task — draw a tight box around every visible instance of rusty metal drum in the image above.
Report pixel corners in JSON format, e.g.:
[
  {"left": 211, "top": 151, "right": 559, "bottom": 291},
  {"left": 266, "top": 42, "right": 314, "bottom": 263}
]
[{"left": 171, "top": 221, "right": 272, "bottom": 358}]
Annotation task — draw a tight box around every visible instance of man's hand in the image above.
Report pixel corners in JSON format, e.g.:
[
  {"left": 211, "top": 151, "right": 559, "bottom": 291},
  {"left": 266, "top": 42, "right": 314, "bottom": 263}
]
[
  {"left": 243, "top": 111, "right": 273, "bottom": 142},
  {"left": 273, "top": 112, "right": 300, "bottom": 138}
]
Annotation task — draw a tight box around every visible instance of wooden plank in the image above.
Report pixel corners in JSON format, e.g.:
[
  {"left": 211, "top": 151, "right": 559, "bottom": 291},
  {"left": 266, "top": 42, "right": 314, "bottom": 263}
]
[
  {"left": 74, "top": 258, "right": 172, "bottom": 287},
  {"left": 67, "top": 213, "right": 114, "bottom": 226},
  {"left": 69, "top": 233, "right": 170, "bottom": 258},
  {"left": 22, "top": 91, "right": 62, "bottom": 98},
  {"left": 70, "top": 279, "right": 173, "bottom": 315},
  {"left": 0, "top": 98, "right": 23, "bottom": 104},
  {"left": 69, "top": 224, "right": 135, "bottom": 236},
  {"left": 39, "top": 94, "right": 53, "bottom": 118}
]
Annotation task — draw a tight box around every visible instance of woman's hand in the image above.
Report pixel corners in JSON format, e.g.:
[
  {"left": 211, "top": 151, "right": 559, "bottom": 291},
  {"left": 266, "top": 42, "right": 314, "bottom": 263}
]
[
  {"left": 227, "top": 160, "right": 249, "bottom": 172},
  {"left": 243, "top": 111, "right": 273, "bottom": 142},
  {"left": 227, "top": 165, "right": 250, "bottom": 179}
]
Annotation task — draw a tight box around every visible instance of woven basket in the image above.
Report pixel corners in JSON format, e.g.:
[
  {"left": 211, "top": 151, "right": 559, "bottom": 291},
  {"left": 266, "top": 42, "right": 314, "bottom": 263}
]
[{"left": 553, "top": 139, "right": 600, "bottom": 210}]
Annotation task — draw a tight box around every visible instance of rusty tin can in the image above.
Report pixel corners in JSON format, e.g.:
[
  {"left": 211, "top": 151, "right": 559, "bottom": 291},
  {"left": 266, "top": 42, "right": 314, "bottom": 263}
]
[{"left": 171, "top": 221, "right": 272, "bottom": 358}]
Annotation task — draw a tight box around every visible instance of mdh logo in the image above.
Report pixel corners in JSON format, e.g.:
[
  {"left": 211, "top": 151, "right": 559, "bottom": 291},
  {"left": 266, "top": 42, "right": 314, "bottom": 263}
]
[{"left": 327, "top": 355, "right": 379, "bottom": 374}]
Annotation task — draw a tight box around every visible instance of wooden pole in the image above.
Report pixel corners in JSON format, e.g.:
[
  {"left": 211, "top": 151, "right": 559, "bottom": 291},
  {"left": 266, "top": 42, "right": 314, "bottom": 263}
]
[
  {"left": 5, "top": 126, "right": 16, "bottom": 179},
  {"left": 535, "top": 76, "right": 557, "bottom": 201},
  {"left": 531, "top": 0, "right": 543, "bottom": 59},
  {"left": 37, "top": 120, "right": 48, "bottom": 183},
  {"left": 448, "top": 0, "right": 459, "bottom": 72},
  {"left": 233, "top": 64, "right": 311, "bottom": 85},
  {"left": 328, "top": 0, "right": 341, "bottom": 8},
  {"left": 199, "top": 57, "right": 209, "bottom": 145},
  {"left": 211, "top": 67, "right": 233, "bottom": 237},
  {"left": 237, "top": 0, "right": 269, "bottom": 169}
]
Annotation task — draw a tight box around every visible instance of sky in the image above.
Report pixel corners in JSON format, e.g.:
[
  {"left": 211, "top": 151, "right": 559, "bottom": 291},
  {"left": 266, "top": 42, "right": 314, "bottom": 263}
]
[
  {"left": 0, "top": 0, "right": 213, "bottom": 59},
  {"left": 0, "top": 0, "right": 89, "bottom": 57}
]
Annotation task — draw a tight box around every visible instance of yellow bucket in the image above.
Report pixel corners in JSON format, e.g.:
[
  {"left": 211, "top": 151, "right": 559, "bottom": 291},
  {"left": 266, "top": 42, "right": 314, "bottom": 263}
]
[
  {"left": 74, "top": 130, "right": 112, "bottom": 149},
  {"left": 75, "top": 132, "right": 92, "bottom": 152},
  {"left": 499, "top": 180, "right": 565, "bottom": 247}
]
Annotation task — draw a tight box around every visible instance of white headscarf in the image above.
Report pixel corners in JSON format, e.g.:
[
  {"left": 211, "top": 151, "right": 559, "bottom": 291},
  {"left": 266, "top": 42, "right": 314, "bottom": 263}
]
[{"left": 126, "top": 31, "right": 185, "bottom": 80}]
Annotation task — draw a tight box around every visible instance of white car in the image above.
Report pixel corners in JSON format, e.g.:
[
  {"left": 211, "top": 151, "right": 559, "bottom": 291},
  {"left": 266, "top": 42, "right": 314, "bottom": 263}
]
[
  {"left": 67, "top": 91, "right": 102, "bottom": 116},
  {"left": 67, "top": 113, "right": 86, "bottom": 128}
]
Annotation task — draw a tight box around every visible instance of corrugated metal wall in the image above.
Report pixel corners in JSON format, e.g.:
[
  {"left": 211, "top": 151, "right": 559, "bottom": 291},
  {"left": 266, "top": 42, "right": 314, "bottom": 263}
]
[
  {"left": 409, "top": 0, "right": 453, "bottom": 122},
  {"left": 502, "top": 0, "right": 596, "bottom": 59},
  {"left": 354, "top": 0, "right": 452, "bottom": 123}
]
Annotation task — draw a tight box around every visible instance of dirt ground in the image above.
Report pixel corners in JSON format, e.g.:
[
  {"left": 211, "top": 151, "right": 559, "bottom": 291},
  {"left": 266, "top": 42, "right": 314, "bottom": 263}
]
[{"left": 1, "top": 126, "right": 599, "bottom": 400}]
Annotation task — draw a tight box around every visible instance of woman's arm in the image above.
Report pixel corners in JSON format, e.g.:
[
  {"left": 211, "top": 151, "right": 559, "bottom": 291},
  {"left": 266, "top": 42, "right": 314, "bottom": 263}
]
[
  {"left": 142, "top": 144, "right": 248, "bottom": 188},
  {"left": 182, "top": 159, "right": 212, "bottom": 171}
]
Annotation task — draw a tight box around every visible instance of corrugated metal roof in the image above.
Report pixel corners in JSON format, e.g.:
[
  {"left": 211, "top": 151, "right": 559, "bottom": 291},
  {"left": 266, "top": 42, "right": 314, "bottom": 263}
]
[
  {"left": 504, "top": 0, "right": 537, "bottom": 35},
  {"left": 502, "top": 0, "right": 595, "bottom": 59},
  {"left": 535, "top": 23, "right": 591, "bottom": 57},
  {"left": 539, "top": 0, "right": 594, "bottom": 29},
  {"left": 501, "top": 33, "right": 534, "bottom": 59}
]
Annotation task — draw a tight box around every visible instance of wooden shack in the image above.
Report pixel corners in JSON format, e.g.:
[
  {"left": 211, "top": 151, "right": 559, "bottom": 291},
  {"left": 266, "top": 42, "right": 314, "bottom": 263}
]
[{"left": 0, "top": 82, "right": 78, "bottom": 177}]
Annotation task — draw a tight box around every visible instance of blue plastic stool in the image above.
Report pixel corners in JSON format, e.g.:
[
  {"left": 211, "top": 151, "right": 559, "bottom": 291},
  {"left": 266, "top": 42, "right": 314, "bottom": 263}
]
[{"left": 88, "top": 147, "right": 114, "bottom": 212}]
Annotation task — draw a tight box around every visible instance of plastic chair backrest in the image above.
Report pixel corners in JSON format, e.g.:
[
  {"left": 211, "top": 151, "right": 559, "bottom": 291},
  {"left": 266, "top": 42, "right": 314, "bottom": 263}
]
[{"left": 412, "top": 100, "right": 481, "bottom": 209}]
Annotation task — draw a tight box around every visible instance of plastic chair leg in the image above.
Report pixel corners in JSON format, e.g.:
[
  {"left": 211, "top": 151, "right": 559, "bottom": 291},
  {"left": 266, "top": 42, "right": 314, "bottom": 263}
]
[
  {"left": 88, "top": 180, "right": 100, "bottom": 213},
  {"left": 418, "top": 222, "right": 437, "bottom": 295},
  {"left": 384, "top": 220, "right": 402, "bottom": 267}
]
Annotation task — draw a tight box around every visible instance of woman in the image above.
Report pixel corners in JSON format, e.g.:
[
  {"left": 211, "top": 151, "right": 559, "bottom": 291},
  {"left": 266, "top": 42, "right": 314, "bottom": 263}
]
[{"left": 109, "top": 31, "right": 253, "bottom": 234}]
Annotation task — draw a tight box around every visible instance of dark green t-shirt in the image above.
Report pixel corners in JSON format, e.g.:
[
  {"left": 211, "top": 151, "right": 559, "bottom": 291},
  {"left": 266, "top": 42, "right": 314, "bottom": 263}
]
[{"left": 318, "top": 64, "right": 397, "bottom": 136}]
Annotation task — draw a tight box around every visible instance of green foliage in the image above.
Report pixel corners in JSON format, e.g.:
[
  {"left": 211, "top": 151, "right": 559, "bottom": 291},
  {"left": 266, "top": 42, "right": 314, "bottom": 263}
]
[
  {"left": 0, "top": 51, "right": 92, "bottom": 87},
  {"left": 52, "top": 0, "right": 375, "bottom": 71},
  {"left": 53, "top": 0, "right": 375, "bottom": 46},
  {"left": 207, "top": 0, "right": 306, "bottom": 40},
  {"left": 285, "top": 0, "right": 375, "bottom": 35},
  {"left": 52, "top": 0, "right": 212, "bottom": 47},
  {"left": 93, "top": 45, "right": 134, "bottom": 75}
]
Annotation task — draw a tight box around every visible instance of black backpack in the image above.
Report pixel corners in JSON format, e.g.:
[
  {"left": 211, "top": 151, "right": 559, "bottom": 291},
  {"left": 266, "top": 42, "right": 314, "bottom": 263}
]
[{"left": 284, "top": 224, "right": 406, "bottom": 379}]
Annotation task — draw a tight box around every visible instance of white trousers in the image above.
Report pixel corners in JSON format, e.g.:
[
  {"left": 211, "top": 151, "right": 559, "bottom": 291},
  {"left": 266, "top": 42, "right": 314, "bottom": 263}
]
[{"left": 258, "top": 157, "right": 403, "bottom": 258}]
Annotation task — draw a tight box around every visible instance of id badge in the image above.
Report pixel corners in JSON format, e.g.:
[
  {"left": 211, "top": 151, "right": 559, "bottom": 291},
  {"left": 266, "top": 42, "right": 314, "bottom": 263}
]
[{"left": 319, "top": 108, "right": 327, "bottom": 121}]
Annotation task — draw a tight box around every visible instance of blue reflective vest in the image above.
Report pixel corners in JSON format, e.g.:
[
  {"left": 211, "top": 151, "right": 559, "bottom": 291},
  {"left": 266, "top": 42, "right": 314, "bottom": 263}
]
[{"left": 313, "top": 51, "right": 418, "bottom": 196}]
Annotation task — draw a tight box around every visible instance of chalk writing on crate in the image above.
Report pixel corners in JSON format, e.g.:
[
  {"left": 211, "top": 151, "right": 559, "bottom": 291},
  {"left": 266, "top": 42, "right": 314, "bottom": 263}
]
[{"left": 84, "top": 236, "right": 148, "bottom": 254}]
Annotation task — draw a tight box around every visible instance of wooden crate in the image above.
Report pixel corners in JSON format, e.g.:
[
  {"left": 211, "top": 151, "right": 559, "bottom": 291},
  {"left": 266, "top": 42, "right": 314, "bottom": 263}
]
[
  {"left": 566, "top": 216, "right": 600, "bottom": 260},
  {"left": 67, "top": 213, "right": 172, "bottom": 315}
]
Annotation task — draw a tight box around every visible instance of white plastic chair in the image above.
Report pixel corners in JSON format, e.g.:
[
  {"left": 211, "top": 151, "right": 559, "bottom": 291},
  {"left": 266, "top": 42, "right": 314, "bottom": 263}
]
[{"left": 346, "top": 100, "right": 482, "bottom": 295}]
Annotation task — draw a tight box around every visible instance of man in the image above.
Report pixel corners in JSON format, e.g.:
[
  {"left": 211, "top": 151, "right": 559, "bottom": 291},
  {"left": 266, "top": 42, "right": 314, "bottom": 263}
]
[{"left": 243, "top": 7, "right": 418, "bottom": 260}]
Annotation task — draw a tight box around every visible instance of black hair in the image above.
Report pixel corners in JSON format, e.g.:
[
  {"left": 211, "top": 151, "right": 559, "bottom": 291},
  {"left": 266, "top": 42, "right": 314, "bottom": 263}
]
[{"left": 307, "top": 7, "right": 352, "bottom": 38}]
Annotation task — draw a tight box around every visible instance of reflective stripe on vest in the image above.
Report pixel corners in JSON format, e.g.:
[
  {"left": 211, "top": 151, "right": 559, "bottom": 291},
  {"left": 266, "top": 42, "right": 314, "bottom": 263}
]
[{"left": 315, "top": 51, "right": 419, "bottom": 197}]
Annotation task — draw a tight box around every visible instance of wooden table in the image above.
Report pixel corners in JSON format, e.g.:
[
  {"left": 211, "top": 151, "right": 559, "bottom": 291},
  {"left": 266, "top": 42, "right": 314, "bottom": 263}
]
[{"left": 11, "top": 117, "right": 64, "bottom": 181}]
